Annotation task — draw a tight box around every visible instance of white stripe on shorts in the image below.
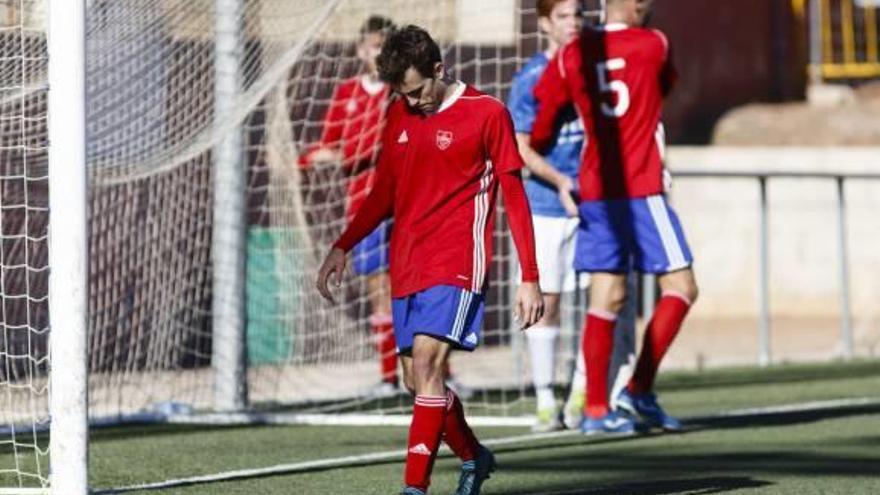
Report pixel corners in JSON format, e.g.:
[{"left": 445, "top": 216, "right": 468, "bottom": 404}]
[
  {"left": 646, "top": 195, "right": 686, "bottom": 269},
  {"left": 449, "top": 290, "right": 473, "bottom": 341}
]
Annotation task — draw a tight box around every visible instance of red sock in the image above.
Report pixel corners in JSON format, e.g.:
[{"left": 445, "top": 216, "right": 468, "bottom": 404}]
[
  {"left": 371, "top": 319, "right": 398, "bottom": 385},
  {"left": 443, "top": 389, "right": 478, "bottom": 462},
  {"left": 583, "top": 311, "right": 616, "bottom": 418},
  {"left": 629, "top": 293, "right": 692, "bottom": 395},
  {"left": 405, "top": 395, "right": 447, "bottom": 490}
]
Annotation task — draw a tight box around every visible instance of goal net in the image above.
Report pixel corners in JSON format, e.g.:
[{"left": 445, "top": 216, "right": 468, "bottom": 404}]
[{"left": 0, "top": 0, "right": 604, "bottom": 489}]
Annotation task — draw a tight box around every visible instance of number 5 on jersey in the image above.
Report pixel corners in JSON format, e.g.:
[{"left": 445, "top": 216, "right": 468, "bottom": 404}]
[{"left": 596, "top": 58, "right": 629, "bottom": 118}]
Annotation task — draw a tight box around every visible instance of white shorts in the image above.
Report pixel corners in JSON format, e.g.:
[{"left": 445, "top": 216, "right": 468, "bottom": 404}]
[{"left": 529, "top": 215, "right": 589, "bottom": 294}]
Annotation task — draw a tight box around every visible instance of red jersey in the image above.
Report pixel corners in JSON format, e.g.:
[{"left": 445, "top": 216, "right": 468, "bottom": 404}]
[
  {"left": 335, "top": 84, "right": 539, "bottom": 298},
  {"left": 531, "top": 24, "right": 677, "bottom": 200},
  {"left": 319, "top": 75, "right": 390, "bottom": 219}
]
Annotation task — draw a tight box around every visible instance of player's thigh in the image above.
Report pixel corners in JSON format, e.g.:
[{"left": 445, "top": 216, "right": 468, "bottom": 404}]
[
  {"left": 588, "top": 272, "right": 628, "bottom": 313},
  {"left": 532, "top": 215, "right": 575, "bottom": 294},
  {"left": 574, "top": 200, "right": 632, "bottom": 274},
  {"left": 558, "top": 216, "right": 585, "bottom": 293},
  {"left": 657, "top": 266, "right": 699, "bottom": 302},
  {"left": 400, "top": 355, "right": 416, "bottom": 394},
  {"left": 540, "top": 292, "right": 562, "bottom": 325},
  {"left": 411, "top": 335, "right": 453, "bottom": 391},
  {"left": 630, "top": 195, "right": 694, "bottom": 274}
]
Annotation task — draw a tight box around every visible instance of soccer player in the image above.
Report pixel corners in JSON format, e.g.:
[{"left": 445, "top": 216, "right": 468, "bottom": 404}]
[
  {"left": 317, "top": 25, "right": 544, "bottom": 495},
  {"left": 507, "top": 0, "right": 637, "bottom": 432},
  {"left": 531, "top": 0, "right": 699, "bottom": 434},
  {"left": 303, "top": 16, "right": 400, "bottom": 396}
]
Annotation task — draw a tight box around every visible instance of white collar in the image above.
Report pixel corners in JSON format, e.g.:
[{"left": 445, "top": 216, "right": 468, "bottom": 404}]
[
  {"left": 359, "top": 74, "right": 386, "bottom": 96},
  {"left": 437, "top": 80, "right": 466, "bottom": 113}
]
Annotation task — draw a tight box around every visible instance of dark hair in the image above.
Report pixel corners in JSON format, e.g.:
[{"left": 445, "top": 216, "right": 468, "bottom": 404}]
[
  {"left": 359, "top": 15, "right": 396, "bottom": 39},
  {"left": 537, "top": 0, "right": 573, "bottom": 18},
  {"left": 376, "top": 25, "right": 441, "bottom": 86}
]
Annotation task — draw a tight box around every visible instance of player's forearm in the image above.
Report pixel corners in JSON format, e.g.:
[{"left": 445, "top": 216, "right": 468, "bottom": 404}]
[
  {"left": 333, "top": 200, "right": 391, "bottom": 252},
  {"left": 515, "top": 133, "right": 570, "bottom": 189},
  {"left": 333, "top": 182, "right": 393, "bottom": 252},
  {"left": 499, "top": 171, "right": 539, "bottom": 283},
  {"left": 528, "top": 117, "right": 553, "bottom": 154},
  {"left": 529, "top": 102, "right": 567, "bottom": 154}
]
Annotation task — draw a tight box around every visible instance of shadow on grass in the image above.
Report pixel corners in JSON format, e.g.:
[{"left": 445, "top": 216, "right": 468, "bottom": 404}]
[
  {"left": 91, "top": 398, "right": 880, "bottom": 494},
  {"left": 654, "top": 359, "right": 880, "bottom": 393},
  {"left": 514, "top": 476, "right": 771, "bottom": 495},
  {"left": 684, "top": 401, "right": 880, "bottom": 431}
]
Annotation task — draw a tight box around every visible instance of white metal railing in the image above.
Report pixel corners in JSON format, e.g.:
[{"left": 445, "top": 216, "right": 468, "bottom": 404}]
[{"left": 672, "top": 170, "right": 880, "bottom": 366}]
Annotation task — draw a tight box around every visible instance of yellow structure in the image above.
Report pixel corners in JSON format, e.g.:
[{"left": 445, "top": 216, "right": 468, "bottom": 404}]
[{"left": 797, "top": 0, "right": 880, "bottom": 79}]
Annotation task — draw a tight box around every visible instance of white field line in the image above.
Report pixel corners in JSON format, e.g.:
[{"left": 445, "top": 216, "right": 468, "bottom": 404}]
[
  {"left": 94, "top": 396, "right": 880, "bottom": 494},
  {"left": 166, "top": 412, "right": 535, "bottom": 427}
]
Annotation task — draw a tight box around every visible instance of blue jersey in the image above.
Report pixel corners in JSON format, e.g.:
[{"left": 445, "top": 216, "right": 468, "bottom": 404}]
[{"left": 507, "top": 52, "right": 584, "bottom": 218}]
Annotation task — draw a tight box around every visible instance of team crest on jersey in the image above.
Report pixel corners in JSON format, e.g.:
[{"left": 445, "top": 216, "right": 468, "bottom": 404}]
[{"left": 436, "top": 130, "right": 453, "bottom": 150}]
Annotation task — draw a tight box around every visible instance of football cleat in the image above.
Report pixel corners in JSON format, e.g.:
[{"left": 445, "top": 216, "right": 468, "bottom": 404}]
[
  {"left": 454, "top": 444, "right": 496, "bottom": 495},
  {"left": 562, "top": 389, "right": 585, "bottom": 430},
  {"left": 616, "top": 389, "right": 682, "bottom": 432},
  {"left": 580, "top": 411, "right": 646, "bottom": 436},
  {"left": 532, "top": 405, "right": 563, "bottom": 433}
]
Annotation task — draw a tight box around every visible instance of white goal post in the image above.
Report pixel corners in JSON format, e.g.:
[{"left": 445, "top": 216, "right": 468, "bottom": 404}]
[
  {"left": 47, "top": 0, "right": 87, "bottom": 494},
  {"left": 0, "top": 1, "right": 612, "bottom": 492}
]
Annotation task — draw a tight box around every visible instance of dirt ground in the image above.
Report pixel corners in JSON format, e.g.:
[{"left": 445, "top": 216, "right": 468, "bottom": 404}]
[
  {"left": 712, "top": 82, "right": 880, "bottom": 146},
  {"left": 664, "top": 315, "right": 880, "bottom": 371}
]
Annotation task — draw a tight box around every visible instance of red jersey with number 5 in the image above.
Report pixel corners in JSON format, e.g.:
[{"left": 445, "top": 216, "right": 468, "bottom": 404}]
[{"left": 531, "top": 24, "right": 677, "bottom": 200}]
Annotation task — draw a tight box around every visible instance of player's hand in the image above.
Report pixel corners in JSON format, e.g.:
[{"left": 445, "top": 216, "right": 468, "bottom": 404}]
[
  {"left": 557, "top": 177, "right": 580, "bottom": 217},
  {"left": 316, "top": 247, "right": 347, "bottom": 303},
  {"left": 514, "top": 282, "right": 544, "bottom": 330}
]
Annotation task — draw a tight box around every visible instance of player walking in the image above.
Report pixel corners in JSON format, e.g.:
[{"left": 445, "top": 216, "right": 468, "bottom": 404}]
[
  {"left": 532, "top": 0, "right": 699, "bottom": 434},
  {"left": 508, "top": 0, "right": 637, "bottom": 431},
  {"left": 317, "top": 26, "right": 544, "bottom": 495}
]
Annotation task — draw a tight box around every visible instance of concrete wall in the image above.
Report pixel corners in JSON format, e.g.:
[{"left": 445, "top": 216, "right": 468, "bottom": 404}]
[{"left": 667, "top": 147, "right": 880, "bottom": 323}]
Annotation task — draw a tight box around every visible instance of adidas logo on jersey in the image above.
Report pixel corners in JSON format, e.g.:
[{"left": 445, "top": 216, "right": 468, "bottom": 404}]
[
  {"left": 408, "top": 443, "right": 432, "bottom": 456},
  {"left": 397, "top": 130, "right": 409, "bottom": 143},
  {"left": 465, "top": 333, "right": 478, "bottom": 345}
]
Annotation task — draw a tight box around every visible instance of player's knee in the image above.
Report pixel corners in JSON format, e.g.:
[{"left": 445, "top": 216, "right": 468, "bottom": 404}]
[
  {"left": 663, "top": 274, "right": 699, "bottom": 304},
  {"left": 411, "top": 352, "right": 444, "bottom": 386},
  {"left": 595, "top": 285, "right": 626, "bottom": 313},
  {"left": 539, "top": 304, "right": 560, "bottom": 326},
  {"left": 685, "top": 281, "right": 699, "bottom": 304},
  {"left": 402, "top": 377, "right": 416, "bottom": 396},
  {"left": 401, "top": 365, "right": 416, "bottom": 394}
]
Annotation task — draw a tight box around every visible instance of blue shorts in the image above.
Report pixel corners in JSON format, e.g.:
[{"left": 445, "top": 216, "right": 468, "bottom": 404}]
[
  {"left": 575, "top": 194, "right": 693, "bottom": 274},
  {"left": 352, "top": 220, "right": 391, "bottom": 275},
  {"left": 391, "top": 285, "right": 485, "bottom": 354}
]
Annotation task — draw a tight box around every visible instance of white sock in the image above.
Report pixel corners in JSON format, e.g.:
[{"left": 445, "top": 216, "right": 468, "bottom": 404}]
[
  {"left": 527, "top": 326, "right": 559, "bottom": 411},
  {"left": 536, "top": 387, "right": 555, "bottom": 411},
  {"left": 569, "top": 344, "right": 586, "bottom": 401},
  {"left": 609, "top": 273, "right": 639, "bottom": 403}
]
